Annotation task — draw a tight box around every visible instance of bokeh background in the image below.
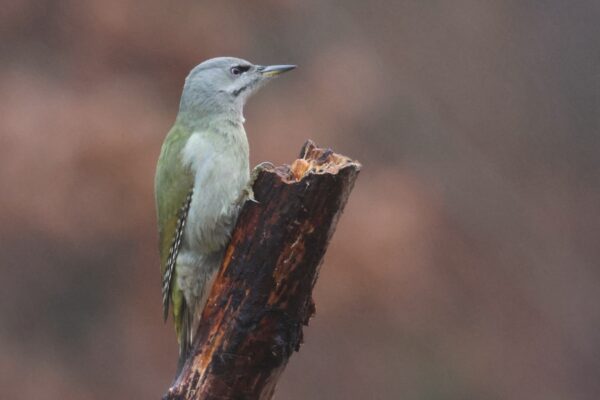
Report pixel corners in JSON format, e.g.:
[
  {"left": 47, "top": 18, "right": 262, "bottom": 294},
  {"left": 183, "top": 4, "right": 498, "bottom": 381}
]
[{"left": 1, "top": 1, "right": 599, "bottom": 399}]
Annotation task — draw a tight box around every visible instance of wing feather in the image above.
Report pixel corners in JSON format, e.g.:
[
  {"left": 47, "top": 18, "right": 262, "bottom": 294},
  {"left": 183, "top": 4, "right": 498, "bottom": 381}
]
[
  {"left": 160, "top": 189, "right": 192, "bottom": 320},
  {"left": 155, "top": 125, "right": 195, "bottom": 321}
]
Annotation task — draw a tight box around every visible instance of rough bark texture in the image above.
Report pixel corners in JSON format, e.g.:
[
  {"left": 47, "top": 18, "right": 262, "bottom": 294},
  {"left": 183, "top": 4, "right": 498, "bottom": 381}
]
[{"left": 164, "top": 141, "right": 361, "bottom": 400}]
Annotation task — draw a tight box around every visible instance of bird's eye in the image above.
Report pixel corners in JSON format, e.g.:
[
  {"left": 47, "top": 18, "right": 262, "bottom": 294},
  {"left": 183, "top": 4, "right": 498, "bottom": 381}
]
[{"left": 230, "top": 65, "right": 250, "bottom": 76}]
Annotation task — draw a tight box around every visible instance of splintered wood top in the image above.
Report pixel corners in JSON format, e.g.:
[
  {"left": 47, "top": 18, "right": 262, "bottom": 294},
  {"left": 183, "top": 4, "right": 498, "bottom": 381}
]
[{"left": 268, "top": 140, "right": 362, "bottom": 183}]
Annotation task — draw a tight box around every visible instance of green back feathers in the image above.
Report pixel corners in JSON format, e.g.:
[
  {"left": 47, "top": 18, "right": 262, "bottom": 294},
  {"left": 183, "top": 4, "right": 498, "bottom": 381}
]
[{"left": 155, "top": 124, "right": 194, "bottom": 330}]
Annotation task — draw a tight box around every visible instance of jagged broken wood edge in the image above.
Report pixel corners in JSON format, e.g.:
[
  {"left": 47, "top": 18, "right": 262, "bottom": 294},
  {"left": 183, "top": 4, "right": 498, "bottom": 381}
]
[{"left": 164, "top": 140, "right": 361, "bottom": 400}]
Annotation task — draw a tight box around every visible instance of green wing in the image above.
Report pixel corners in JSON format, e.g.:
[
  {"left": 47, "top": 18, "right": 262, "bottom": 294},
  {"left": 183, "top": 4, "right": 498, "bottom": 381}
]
[{"left": 154, "top": 124, "right": 194, "bottom": 329}]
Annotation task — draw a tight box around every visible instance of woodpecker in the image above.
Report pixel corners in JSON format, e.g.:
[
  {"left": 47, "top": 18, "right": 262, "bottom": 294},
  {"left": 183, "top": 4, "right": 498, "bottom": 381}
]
[{"left": 154, "top": 57, "right": 295, "bottom": 369}]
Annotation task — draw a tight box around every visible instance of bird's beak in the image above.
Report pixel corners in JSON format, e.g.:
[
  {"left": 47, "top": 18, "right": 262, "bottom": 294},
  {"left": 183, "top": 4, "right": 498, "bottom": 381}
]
[{"left": 259, "top": 64, "right": 297, "bottom": 77}]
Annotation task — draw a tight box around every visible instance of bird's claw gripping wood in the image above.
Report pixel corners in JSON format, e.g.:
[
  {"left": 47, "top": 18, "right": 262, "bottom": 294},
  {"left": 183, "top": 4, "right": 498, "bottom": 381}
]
[
  {"left": 243, "top": 187, "right": 258, "bottom": 203},
  {"left": 243, "top": 162, "right": 276, "bottom": 204},
  {"left": 253, "top": 161, "right": 276, "bottom": 178}
]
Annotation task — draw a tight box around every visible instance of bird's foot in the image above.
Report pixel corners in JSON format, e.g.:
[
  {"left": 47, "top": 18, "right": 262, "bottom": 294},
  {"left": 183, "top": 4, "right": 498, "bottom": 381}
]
[
  {"left": 251, "top": 161, "right": 275, "bottom": 181},
  {"left": 244, "top": 162, "right": 275, "bottom": 204},
  {"left": 243, "top": 186, "right": 258, "bottom": 203}
]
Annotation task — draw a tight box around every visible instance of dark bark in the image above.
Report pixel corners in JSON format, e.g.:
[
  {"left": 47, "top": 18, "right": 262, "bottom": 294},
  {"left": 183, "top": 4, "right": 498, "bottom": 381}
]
[{"left": 163, "top": 141, "right": 361, "bottom": 400}]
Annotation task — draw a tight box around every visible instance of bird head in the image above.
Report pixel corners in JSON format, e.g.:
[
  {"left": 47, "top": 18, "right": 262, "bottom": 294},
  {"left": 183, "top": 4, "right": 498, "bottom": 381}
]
[{"left": 178, "top": 57, "right": 296, "bottom": 122}]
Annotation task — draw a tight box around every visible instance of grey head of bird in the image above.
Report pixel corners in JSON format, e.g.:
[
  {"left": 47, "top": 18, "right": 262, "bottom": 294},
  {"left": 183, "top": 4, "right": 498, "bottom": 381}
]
[{"left": 178, "top": 57, "right": 296, "bottom": 124}]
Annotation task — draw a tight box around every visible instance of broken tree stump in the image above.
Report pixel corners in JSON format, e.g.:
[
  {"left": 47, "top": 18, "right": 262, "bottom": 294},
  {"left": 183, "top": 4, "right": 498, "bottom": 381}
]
[{"left": 164, "top": 140, "right": 361, "bottom": 400}]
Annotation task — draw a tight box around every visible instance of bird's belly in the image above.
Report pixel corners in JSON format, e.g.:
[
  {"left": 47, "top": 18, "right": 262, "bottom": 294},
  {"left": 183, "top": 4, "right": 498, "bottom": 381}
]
[{"left": 183, "top": 157, "right": 249, "bottom": 255}]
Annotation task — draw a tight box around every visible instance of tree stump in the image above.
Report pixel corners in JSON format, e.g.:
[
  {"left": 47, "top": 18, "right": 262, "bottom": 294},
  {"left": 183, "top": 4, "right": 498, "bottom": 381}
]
[{"left": 164, "top": 140, "right": 361, "bottom": 400}]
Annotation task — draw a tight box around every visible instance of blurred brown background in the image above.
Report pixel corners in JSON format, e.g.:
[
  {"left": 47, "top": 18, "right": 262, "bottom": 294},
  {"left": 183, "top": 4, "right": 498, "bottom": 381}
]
[{"left": 1, "top": 1, "right": 599, "bottom": 399}]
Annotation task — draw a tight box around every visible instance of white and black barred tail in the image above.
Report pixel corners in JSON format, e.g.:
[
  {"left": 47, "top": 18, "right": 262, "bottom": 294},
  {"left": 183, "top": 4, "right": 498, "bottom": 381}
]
[{"left": 162, "top": 190, "right": 193, "bottom": 321}]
